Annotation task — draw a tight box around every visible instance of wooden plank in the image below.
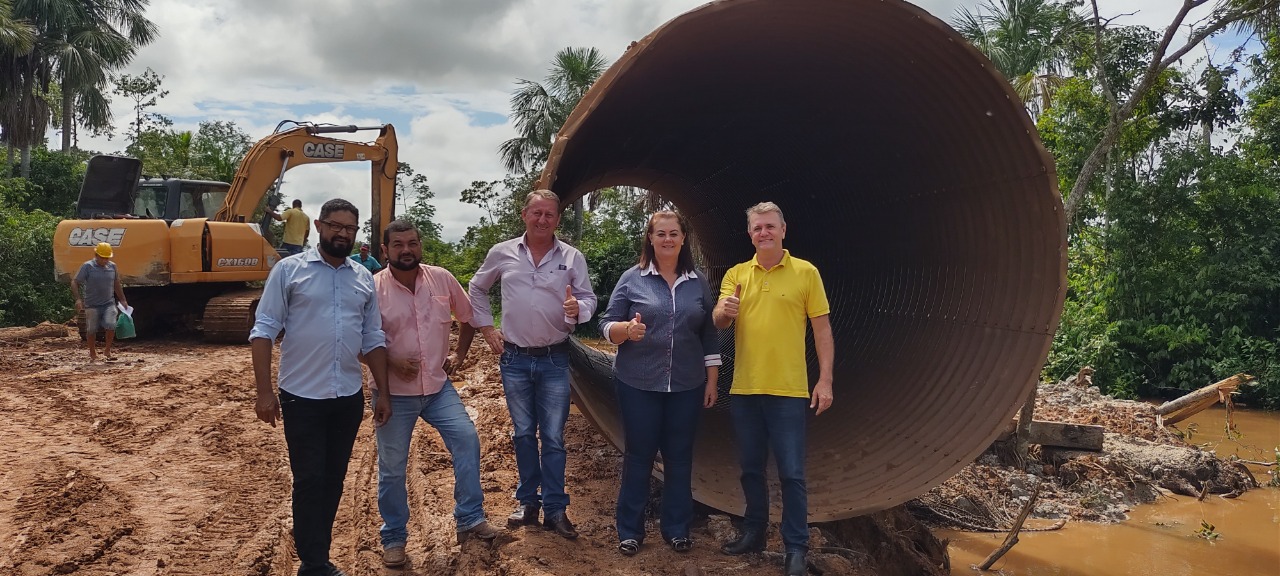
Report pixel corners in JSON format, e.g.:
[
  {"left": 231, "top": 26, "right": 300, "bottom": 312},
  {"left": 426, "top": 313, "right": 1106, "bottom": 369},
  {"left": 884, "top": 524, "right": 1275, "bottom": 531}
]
[{"left": 1024, "top": 421, "right": 1104, "bottom": 451}]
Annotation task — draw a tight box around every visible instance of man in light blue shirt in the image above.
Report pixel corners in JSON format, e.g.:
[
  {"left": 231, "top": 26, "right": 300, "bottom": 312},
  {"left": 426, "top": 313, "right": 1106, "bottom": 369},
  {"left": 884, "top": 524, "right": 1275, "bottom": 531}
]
[{"left": 250, "top": 198, "right": 390, "bottom": 576}]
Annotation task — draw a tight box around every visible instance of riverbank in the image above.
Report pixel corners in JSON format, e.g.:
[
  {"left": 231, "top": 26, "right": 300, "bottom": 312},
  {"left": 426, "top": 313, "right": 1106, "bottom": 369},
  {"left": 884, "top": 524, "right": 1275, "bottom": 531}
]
[{"left": 924, "top": 381, "right": 1279, "bottom": 575}]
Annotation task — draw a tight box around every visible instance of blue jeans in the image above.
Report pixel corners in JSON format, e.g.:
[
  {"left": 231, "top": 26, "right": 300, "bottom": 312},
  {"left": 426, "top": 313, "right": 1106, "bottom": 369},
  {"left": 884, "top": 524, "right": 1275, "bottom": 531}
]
[
  {"left": 615, "top": 380, "right": 702, "bottom": 543},
  {"left": 499, "top": 350, "right": 572, "bottom": 516},
  {"left": 372, "top": 383, "right": 485, "bottom": 547},
  {"left": 730, "top": 394, "right": 809, "bottom": 553},
  {"left": 282, "top": 242, "right": 303, "bottom": 256}
]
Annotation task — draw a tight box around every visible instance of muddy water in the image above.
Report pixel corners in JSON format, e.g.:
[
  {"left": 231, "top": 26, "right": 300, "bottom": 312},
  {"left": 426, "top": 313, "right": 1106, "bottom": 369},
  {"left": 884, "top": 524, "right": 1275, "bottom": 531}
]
[{"left": 943, "top": 406, "right": 1280, "bottom": 575}]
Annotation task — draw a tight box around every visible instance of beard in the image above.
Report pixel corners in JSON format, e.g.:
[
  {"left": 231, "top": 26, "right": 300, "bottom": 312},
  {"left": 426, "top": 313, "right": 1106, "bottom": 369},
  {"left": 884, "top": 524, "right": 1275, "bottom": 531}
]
[
  {"left": 319, "top": 235, "right": 352, "bottom": 259},
  {"left": 389, "top": 252, "right": 421, "bottom": 271}
]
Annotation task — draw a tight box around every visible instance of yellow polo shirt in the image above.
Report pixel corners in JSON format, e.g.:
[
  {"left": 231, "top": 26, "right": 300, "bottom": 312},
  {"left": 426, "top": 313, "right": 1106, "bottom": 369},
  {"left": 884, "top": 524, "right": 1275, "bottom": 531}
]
[
  {"left": 720, "top": 250, "right": 830, "bottom": 398},
  {"left": 281, "top": 207, "right": 310, "bottom": 246}
]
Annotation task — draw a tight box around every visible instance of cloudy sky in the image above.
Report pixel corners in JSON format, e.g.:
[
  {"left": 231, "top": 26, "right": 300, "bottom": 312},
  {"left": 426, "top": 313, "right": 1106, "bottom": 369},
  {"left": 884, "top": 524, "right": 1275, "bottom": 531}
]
[{"left": 70, "top": 0, "right": 1228, "bottom": 242}]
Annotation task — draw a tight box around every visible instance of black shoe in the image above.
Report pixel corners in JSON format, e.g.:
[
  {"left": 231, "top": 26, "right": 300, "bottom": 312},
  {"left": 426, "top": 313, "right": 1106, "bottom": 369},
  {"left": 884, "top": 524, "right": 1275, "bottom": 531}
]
[
  {"left": 543, "top": 512, "right": 579, "bottom": 539},
  {"left": 507, "top": 503, "right": 540, "bottom": 528},
  {"left": 784, "top": 551, "right": 807, "bottom": 576},
  {"left": 720, "top": 527, "right": 765, "bottom": 555}
]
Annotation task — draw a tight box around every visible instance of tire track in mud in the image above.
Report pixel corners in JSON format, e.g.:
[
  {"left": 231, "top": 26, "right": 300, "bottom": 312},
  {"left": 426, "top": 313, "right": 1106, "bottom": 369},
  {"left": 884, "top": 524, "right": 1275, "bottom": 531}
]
[
  {"left": 6, "top": 463, "right": 142, "bottom": 575},
  {"left": 2, "top": 344, "right": 294, "bottom": 576}
]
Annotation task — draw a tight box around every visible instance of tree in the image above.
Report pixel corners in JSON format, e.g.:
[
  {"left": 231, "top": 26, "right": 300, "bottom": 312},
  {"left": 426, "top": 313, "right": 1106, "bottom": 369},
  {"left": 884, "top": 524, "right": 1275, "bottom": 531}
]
[
  {"left": 1063, "top": 0, "right": 1280, "bottom": 227},
  {"left": 952, "top": 0, "right": 1087, "bottom": 117},
  {"left": 499, "top": 46, "right": 610, "bottom": 243},
  {"left": 0, "top": 1, "right": 36, "bottom": 173},
  {"left": 45, "top": 0, "right": 158, "bottom": 152},
  {"left": 114, "top": 67, "right": 169, "bottom": 147},
  {"left": 190, "top": 120, "right": 250, "bottom": 182},
  {"left": 1, "top": 0, "right": 157, "bottom": 176}
]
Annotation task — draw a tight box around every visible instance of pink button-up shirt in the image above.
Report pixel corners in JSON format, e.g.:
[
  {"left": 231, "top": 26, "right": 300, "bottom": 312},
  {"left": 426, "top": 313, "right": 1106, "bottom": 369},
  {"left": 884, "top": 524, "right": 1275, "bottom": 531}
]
[{"left": 373, "top": 264, "right": 473, "bottom": 396}]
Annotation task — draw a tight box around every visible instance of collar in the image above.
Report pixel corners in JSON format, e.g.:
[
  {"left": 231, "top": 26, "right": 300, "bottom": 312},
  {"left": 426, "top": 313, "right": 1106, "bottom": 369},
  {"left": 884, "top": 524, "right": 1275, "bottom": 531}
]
[
  {"left": 751, "top": 249, "right": 791, "bottom": 270},
  {"left": 518, "top": 234, "right": 562, "bottom": 254},
  {"left": 304, "top": 246, "right": 354, "bottom": 269},
  {"left": 640, "top": 262, "right": 698, "bottom": 281}
]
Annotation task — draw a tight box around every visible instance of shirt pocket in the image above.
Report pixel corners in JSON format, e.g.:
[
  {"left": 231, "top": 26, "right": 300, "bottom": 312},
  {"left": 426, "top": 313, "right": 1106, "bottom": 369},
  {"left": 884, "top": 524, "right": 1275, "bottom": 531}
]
[
  {"left": 532, "top": 269, "right": 566, "bottom": 292},
  {"left": 430, "top": 295, "right": 452, "bottom": 325}
]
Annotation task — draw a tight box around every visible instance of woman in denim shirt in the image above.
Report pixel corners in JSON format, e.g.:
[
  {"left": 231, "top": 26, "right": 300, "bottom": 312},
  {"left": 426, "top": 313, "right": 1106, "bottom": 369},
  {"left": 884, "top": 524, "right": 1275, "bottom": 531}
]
[{"left": 598, "top": 210, "right": 722, "bottom": 557}]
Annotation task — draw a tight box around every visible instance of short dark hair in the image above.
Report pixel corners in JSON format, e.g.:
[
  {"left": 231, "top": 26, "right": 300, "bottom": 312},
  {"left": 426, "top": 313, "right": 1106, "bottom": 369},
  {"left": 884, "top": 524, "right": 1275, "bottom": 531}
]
[
  {"left": 291, "top": 199, "right": 302, "bottom": 208},
  {"left": 319, "top": 198, "right": 358, "bottom": 221},
  {"left": 639, "top": 210, "right": 696, "bottom": 275},
  {"left": 382, "top": 219, "right": 420, "bottom": 246}
]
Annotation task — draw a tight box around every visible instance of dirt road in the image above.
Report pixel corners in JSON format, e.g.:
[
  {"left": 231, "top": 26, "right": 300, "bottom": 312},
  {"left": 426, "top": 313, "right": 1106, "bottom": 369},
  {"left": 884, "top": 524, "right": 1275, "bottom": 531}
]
[{"left": 0, "top": 327, "right": 804, "bottom": 576}]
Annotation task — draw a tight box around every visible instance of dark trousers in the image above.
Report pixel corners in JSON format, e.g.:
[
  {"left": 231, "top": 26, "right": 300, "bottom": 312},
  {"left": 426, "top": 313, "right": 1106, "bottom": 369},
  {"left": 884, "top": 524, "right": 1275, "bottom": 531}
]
[
  {"left": 615, "top": 381, "right": 703, "bottom": 543},
  {"left": 280, "top": 389, "right": 363, "bottom": 574},
  {"left": 730, "top": 394, "right": 810, "bottom": 553}
]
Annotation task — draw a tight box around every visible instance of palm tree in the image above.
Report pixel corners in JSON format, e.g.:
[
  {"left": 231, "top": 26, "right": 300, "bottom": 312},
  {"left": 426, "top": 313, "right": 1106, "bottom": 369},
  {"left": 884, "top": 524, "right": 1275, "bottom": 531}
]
[
  {"left": 952, "top": 0, "right": 1085, "bottom": 118},
  {"left": 0, "top": 0, "right": 37, "bottom": 173},
  {"left": 1, "top": 0, "right": 156, "bottom": 175},
  {"left": 43, "top": 0, "right": 158, "bottom": 151},
  {"left": 499, "top": 46, "right": 610, "bottom": 242}
]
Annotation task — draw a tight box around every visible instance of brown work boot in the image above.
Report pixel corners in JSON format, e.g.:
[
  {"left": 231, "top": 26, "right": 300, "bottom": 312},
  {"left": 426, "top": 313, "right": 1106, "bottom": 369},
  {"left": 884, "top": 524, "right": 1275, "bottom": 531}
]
[
  {"left": 457, "top": 520, "right": 502, "bottom": 543},
  {"left": 381, "top": 545, "right": 406, "bottom": 568},
  {"left": 507, "top": 503, "right": 540, "bottom": 528}
]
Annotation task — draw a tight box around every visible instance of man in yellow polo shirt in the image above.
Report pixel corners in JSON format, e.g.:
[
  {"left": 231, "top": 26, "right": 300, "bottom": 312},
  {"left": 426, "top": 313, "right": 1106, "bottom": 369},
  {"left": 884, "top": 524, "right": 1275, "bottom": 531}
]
[
  {"left": 268, "top": 199, "right": 311, "bottom": 255},
  {"left": 712, "top": 201, "right": 833, "bottom": 576}
]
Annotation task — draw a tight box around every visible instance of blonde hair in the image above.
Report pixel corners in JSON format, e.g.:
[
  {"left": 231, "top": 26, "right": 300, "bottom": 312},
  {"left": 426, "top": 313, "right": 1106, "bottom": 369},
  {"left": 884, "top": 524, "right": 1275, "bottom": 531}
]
[
  {"left": 524, "top": 189, "right": 561, "bottom": 209},
  {"left": 745, "top": 201, "right": 785, "bottom": 227}
]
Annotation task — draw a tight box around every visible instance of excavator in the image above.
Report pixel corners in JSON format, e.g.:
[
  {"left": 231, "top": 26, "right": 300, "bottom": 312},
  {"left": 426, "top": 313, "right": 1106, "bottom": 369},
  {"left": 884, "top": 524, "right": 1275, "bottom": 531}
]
[{"left": 52, "top": 121, "right": 398, "bottom": 342}]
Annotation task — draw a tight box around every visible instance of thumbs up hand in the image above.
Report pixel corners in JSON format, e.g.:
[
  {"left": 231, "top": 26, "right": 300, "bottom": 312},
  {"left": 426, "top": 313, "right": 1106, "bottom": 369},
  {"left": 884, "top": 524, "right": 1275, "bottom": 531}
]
[
  {"left": 562, "top": 285, "right": 579, "bottom": 319},
  {"left": 626, "top": 313, "right": 647, "bottom": 341},
  {"left": 723, "top": 284, "right": 742, "bottom": 319}
]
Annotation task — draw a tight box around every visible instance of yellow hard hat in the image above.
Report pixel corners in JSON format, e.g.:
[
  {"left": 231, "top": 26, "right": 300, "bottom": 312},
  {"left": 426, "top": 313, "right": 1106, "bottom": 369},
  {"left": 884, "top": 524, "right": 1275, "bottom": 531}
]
[{"left": 94, "top": 242, "right": 114, "bottom": 258}]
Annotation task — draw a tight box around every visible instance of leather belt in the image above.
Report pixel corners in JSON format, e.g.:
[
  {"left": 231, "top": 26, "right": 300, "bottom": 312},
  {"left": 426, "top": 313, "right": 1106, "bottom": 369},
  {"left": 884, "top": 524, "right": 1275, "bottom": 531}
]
[{"left": 504, "top": 340, "right": 570, "bottom": 356}]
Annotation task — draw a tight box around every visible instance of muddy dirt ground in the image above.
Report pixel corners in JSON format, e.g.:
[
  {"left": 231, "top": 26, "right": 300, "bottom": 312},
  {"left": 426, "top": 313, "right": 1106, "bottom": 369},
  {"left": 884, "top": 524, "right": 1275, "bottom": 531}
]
[
  {"left": 3, "top": 324, "right": 1264, "bottom": 576},
  {"left": 1, "top": 325, "right": 901, "bottom": 576}
]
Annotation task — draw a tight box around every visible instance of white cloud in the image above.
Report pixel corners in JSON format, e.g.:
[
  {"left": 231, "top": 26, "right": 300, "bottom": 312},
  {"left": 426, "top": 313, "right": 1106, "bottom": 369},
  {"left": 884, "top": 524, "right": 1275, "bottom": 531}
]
[{"left": 61, "top": 1, "right": 1242, "bottom": 241}]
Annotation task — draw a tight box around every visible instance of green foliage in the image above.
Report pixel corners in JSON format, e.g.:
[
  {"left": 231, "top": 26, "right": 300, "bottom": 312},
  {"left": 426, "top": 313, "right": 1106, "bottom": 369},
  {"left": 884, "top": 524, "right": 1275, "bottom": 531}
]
[
  {"left": 0, "top": 184, "right": 72, "bottom": 326},
  {"left": 128, "top": 120, "right": 251, "bottom": 182},
  {"left": 113, "top": 68, "right": 170, "bottom": 147}
]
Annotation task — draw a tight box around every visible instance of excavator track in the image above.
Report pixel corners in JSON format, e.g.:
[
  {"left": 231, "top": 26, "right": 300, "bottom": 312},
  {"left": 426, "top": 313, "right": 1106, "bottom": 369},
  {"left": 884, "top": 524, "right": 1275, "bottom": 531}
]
[{"left": 201, "top": 290, "right": 261, "bottom": 343}]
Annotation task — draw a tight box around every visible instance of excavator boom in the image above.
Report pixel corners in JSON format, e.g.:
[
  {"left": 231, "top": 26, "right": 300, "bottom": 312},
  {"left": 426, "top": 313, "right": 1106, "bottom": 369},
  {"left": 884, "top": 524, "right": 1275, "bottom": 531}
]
[{"left": 216, "top": 123, "right": 399, "bottom": 258}]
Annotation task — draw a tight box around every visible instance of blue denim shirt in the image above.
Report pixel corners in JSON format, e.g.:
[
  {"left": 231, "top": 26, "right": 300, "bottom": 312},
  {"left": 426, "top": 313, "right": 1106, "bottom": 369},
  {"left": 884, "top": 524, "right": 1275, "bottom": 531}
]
[
  {"left": 599, "top": 264, "right": 722, "bottom": 392},
  {"left": 250, "top": 247, "right": 386, "bottom": 399}
]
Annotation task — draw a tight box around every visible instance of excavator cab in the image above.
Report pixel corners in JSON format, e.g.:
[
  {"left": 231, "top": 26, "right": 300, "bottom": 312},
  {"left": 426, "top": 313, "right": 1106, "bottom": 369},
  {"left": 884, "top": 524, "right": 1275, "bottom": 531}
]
[{"left": 132, "top": 179, "right": 232, "bottom": 221}]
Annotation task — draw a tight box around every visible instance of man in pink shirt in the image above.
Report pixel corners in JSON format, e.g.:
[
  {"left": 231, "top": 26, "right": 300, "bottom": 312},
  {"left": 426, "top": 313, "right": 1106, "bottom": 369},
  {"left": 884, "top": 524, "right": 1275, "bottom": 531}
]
[{"left": 369, "top": 220, "right": 500, "bottom": 568}]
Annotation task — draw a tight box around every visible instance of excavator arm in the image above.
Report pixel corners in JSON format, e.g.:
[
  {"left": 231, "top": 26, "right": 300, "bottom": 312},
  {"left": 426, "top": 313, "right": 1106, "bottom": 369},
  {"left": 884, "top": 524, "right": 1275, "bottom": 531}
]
[{"left": 215, "top": 123, "right": 399, "bottom": 258}]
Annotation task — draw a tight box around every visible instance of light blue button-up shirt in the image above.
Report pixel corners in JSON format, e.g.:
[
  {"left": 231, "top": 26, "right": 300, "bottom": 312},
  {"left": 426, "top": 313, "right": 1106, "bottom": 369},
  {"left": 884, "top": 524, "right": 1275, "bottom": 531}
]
[{"left": 250, "top": 248, "right": 386, "bottom": 399}]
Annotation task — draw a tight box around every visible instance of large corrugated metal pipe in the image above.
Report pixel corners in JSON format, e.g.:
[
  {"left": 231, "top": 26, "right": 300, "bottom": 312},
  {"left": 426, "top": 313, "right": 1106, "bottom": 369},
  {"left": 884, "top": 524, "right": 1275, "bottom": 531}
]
[{"left": 545, "top": 0, "right": 1066, "bottom": 521}]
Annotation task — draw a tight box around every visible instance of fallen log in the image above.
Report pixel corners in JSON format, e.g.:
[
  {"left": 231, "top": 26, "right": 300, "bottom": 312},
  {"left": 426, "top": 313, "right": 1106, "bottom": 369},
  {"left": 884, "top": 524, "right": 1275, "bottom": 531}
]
[{"left": 1156, "top": 374, "right": 1253, "bottom": 426}]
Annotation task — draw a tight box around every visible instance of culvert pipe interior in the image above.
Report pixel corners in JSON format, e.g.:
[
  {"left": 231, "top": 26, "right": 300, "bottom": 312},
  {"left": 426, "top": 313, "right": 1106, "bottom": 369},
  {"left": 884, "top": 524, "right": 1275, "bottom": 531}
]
[{"left": 542, "top": 0, "right": 1067, "bottom": 521}]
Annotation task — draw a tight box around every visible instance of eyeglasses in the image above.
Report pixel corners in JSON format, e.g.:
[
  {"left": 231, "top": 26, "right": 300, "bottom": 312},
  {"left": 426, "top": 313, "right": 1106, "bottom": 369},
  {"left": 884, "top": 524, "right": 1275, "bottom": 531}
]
[{"left": 319, "top": 220, "right": 359, "bottom": 235}]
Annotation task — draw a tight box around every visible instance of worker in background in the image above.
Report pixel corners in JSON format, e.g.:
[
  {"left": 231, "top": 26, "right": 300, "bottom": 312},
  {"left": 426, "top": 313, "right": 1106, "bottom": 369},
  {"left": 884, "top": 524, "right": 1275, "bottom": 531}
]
[
  {"left": 250, "top": 198, "right": 390, "bottom": 576},
  {"left": 467, "top": 189, "right": 597, "bottom": 540},
  {"left": 713, "top": 201, "right": 834, "bottom": 576},
  {"left": 267, "top": 199, "right": 311, "bottom": 256},
  {"left": 369, "top": 219, "right": 500, "bottom": 568},
  {"left": 352, "top": 243, "right": 382, "bottom": 273},
  {"left": 70, "top": 242, "right": 129, "bottom": 364}
]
